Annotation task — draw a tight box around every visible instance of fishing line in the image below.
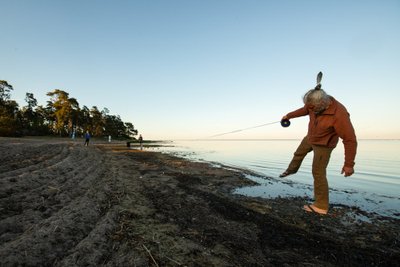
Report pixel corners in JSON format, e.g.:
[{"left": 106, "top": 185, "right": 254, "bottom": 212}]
[
  {"left": 208, "top": 120, "right": 283, "bottom": 138},
  {"left": 208, "top": 71, "right": 323, "bottom": 138},
  {"left": 207, "top": 72, "right": 321, "bottom": 139}
]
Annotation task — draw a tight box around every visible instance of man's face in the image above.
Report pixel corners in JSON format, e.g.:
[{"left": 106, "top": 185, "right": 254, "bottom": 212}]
[{"left": 308, "top": 103, "right": 326, "bottom": 114}]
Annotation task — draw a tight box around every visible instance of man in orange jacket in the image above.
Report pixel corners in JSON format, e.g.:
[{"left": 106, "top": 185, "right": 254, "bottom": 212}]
[{"left": 280, "top": 82, "right": 357, "bottom": 215}]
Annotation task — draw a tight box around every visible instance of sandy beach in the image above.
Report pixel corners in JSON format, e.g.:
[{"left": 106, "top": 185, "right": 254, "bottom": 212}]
[{"left": 0, "top": 137, "right": 399, "bottom": 266}]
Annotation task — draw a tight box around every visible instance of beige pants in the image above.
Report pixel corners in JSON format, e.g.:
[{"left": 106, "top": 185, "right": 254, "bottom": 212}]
[{"left": 286, "top": 136, "right": 334, "bottom": 210}]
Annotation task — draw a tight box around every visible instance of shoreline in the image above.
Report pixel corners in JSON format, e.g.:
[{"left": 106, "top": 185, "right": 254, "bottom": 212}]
[
  {"left": 151, "top": 139, "right": 400, "bottom": 219},
  {"left": 0, "top": 137, "right": 399, "bottom": 266}
]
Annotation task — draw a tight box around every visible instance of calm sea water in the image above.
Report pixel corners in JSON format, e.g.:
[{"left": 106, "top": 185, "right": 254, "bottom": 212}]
[{"left": 149, "top": 140, "right": 400, "bottom": 218}]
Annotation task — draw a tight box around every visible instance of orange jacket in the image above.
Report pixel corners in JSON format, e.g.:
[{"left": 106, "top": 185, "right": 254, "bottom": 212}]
[{"left": 286, "top": 97, "right": 357, "bottom": 168}]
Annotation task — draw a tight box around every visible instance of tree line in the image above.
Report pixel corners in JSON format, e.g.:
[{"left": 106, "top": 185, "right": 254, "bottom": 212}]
[{"left": 0, "top": 80, "right": 138, "bottom": 139}]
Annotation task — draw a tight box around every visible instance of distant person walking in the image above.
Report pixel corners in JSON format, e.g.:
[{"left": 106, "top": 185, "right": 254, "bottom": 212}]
[
  {"left": 138, "top": 134, "right": 143, "bottom": 150},
  {"left": 84, "top": 131, "right": 91, "bottom": 146},
  {"left": 279, "top": 72, "right": 357, "bottom": 215}
]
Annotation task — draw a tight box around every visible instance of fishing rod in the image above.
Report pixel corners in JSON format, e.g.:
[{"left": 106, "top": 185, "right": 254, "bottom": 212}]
[
  {"left": 207, "top": 72, "right": 322, "bottom": 139},
  {"left": 208, "top": 119, "right": 290, "bottom": 138}
]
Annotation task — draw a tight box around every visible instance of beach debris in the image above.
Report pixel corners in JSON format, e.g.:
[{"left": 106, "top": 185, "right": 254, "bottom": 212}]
[
  {"left": 143, "top": 244, "right": 159, "bottom": 267},
  {"left": 48, "top": 186, "right": 61, "bottom": 194}
]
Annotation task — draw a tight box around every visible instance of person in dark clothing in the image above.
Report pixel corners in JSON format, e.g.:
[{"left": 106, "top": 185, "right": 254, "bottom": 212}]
[
  {"left": 138, "top": 134, "right": 143, "bottom": 150},
  {"left": 84, "top": 131, "right": 91, "bottom": 146}
]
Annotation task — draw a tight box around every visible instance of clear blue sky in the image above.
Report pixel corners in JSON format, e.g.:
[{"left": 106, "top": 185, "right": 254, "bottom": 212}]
[{"left": 2, "top": 0, "right": 399, "bottom": 140}]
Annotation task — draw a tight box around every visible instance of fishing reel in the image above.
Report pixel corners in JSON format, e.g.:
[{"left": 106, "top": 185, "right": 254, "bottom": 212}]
[{"left": 281, "top": 119, "right": 291, "bottom": 127}]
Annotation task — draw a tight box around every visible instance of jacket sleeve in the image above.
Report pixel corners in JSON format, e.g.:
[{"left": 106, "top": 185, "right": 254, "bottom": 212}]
[
  {"left": 286, "top": 105, "right": 309, "bottom": 119},
  {"left": 334, "top": 111, "right": 357, "bottom": 168}
]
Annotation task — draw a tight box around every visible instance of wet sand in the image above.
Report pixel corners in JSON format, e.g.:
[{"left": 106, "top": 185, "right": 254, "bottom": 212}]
[{"left": 0, "top": 137, "right": 399, "bottom": 266}]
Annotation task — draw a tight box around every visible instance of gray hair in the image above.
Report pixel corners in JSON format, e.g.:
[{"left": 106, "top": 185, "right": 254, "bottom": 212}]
[{"left": 303, "top": 88, "right": 330, "bottom": 105}]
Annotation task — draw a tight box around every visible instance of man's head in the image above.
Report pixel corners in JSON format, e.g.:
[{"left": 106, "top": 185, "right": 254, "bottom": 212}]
[{"left": 303, "top": 89, "right": 331, "bottom": 114}]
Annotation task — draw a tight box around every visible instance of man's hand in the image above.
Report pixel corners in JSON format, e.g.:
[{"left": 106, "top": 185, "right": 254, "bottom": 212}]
[{"left": 341, "top": 166, "right": 354, "bottom": 177}]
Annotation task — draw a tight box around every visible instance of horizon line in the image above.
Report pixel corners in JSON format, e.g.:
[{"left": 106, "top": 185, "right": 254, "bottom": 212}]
[{"left": 160, "top": 138, "right": 400, "bottom": 142}]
